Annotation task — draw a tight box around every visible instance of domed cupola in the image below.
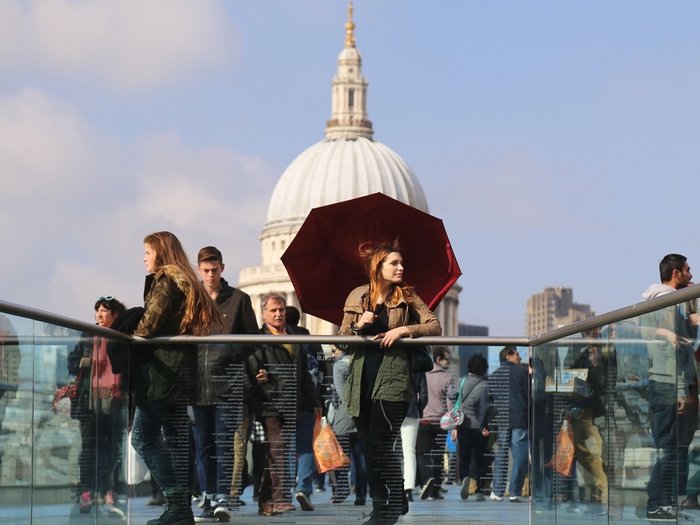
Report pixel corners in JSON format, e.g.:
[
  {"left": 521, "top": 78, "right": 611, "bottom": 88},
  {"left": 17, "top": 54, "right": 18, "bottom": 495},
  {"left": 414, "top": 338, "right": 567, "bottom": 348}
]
[
  {"left": 237, "top": 3, "right": 459, "bottom": 339},
  {"left": 261, "top": 2, "right": 428, "bottom": 264}
]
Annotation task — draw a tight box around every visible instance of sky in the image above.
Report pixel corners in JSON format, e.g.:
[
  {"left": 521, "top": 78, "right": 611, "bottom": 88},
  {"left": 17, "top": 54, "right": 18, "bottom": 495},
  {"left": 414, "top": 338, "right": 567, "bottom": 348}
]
[{"left": 1, "top": 0, "right": 699, "bottom": 336}]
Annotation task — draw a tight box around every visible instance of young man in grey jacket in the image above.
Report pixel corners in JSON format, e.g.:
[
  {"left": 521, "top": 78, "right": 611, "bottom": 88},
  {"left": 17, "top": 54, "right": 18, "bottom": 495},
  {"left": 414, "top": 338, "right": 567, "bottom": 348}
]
[{"left": 640, "top": 254, "right": 699, "bottom": 522}]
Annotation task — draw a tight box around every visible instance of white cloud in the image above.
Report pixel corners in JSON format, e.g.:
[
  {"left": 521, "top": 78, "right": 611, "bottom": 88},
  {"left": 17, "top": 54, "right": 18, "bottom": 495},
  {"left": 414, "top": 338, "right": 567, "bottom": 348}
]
[
  {"left": 0, "top": 0, "right": 237, "bottom": 90},
  {"left": 47, "top": 258, "right": 143, "bottom": 322},
  {"left": 133, "top": 132, "right": 274, "bottom": 235},
  {"left": 0, "top": 88, "right": 110, "bottom": 197},
  {"left": 0, "top": 90, "right": 276, "bottom": 321}
]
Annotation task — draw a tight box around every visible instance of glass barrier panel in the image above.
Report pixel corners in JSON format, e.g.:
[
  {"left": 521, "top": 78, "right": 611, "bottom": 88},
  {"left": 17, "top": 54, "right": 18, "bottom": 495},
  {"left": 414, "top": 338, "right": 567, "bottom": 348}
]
[
  {"left": 0, "top": 314, "right": 87, "bottom": 524},
  {"left": 0, "top": 313, "right": 136, "bottom": 525},
  {"left": 0, "top": 330, "right": 536, "bottom": 524},
  {"left": 8, "top": 302, "right": 699, "bottom": 525},
  {"left": 532, "top": 308, "right": 692, "bottom": 524},
  {"left": 0, "top": 312, "right": 30, "bottom": 525}
]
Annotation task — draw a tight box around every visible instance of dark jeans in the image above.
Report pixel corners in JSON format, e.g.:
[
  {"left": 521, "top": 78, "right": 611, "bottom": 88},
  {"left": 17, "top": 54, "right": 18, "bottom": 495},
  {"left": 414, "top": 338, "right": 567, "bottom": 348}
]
[
  {"left": 132, "top": 402, "right": 192, "bottom": 499},
  {"left": 336, "top": 432, "right": 367, "bottom": 499},
  {"left": 647, "top": 381, "right": 694, "bottom": 510},
  {"left": 354, "top": 399, "right": 408, "bottom": 520},
  {"left": 192, "top": 402, "right": 243, "bottom": 497},
  {"left": 456, "top": 427, "right": 490, "bottom": 493},
  {"left": 77, "top": 408, "right": 126, "bottom": 496},
  {"left": 531, "top": 400, "right": 554, "bottom": 504},
  {"left": 416, "top": 422, "right": 446, "bottom": 493}
]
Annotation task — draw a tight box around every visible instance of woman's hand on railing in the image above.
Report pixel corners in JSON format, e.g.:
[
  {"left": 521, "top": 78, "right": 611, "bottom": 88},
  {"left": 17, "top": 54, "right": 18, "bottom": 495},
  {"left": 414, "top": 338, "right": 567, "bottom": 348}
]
[{"left": 373, "top": 326, "right": 410, "bottom": 347}]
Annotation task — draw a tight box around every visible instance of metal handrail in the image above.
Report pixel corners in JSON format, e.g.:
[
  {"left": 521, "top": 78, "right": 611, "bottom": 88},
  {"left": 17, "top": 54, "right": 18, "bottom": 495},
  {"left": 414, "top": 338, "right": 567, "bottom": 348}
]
[
  {"left": 3, "top": 283, "right": 700, "bottom": 348},
  {"left": 528, "top": 283, "right": 700, "bottom": 346},
  {"left": 0, "top": 299, "right": 132, "bottom": 342}
]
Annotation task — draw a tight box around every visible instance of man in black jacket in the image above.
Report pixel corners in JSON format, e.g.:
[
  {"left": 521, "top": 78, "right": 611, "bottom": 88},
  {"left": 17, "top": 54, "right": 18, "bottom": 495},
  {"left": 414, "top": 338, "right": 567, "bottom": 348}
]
[
  {"left": 488, "top": 346, "right": 529, "bottom": 503},
  {"left": 191, "top": 247, "right": 258, "bottom": 522},
  {"left": 246, "top": 292, "right": 322, "bottom": 517}
]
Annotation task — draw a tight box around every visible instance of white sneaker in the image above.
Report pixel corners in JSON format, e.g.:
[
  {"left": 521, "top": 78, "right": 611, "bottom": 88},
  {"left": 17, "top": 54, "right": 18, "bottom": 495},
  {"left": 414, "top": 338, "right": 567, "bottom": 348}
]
[
  {"left": 510, "top": 496, "right": 527, "bottom": 503},
  {"left": 213, "top": 504, "right": 232, "bottom": 522},
  {"left": 490, "top": 492, "right": 503, "bottom": 502}
]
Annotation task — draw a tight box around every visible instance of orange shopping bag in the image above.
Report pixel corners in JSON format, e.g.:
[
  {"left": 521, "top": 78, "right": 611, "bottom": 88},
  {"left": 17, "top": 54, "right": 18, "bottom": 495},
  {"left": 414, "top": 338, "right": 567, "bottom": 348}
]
[
  {"left": 313, "top": 415, "right": 351, "bottom": 473},
  {"left": 545, "top": 417, "right": 575, "bottom": 476}
]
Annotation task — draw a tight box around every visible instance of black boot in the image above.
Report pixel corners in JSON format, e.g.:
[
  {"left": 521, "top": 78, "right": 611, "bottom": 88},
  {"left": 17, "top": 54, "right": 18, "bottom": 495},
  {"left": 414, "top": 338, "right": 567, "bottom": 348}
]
[
  {"left": 363, "top": 500, "right": 384, "bottom": 525},
  {"left": 146, "top": 494, "right": 194, "bottom": 525},
  {"left": 364, "top": 500, "right": 400, "bottom": 525}
]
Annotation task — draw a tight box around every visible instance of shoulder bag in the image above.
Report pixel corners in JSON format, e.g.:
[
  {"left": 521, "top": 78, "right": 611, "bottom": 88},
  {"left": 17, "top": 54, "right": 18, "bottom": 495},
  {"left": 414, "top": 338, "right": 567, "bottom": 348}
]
[{"left": 440, "top": 377, "right": 467, "bottom": 430}]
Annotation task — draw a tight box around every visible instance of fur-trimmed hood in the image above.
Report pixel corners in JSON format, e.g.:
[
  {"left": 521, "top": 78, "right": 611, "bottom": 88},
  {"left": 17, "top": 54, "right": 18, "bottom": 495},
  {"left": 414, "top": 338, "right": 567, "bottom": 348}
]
[{"left": 157, "top": 265, "right": 192, "bottom": 295}]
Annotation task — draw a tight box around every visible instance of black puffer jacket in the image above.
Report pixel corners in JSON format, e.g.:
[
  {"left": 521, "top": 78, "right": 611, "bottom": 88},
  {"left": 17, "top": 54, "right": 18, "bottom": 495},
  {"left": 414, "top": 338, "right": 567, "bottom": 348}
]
[
  {"left": 135, "top": 268, "right": 195, "bottom": 405},
  {"left": 67, "top": 332, "right": 93, "bottom": 418},
  {"left": 193, "top": 280, "right": 258, "bottom": 406},
  {"left": 106, "top": 307, "right": 153, "bottom": 407}
]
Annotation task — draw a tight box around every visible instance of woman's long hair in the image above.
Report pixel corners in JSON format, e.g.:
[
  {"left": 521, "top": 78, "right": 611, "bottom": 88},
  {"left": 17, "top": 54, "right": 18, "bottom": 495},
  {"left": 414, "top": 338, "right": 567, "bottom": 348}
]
[
  {"left": 143, "top": 231, "right": 221, "bottom": 336},
  {"left": 359, "top": 240, "right": 414, "bottom": 310}
]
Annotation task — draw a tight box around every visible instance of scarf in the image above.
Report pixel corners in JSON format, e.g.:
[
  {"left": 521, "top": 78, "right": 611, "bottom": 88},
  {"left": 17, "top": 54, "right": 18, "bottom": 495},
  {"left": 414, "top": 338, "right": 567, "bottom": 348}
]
[
  {"left": 91, "top": 336, "right": 123, "bottom": 401},
  {"left": 267, "top": 324, "right": 293, "bottom": 357}
]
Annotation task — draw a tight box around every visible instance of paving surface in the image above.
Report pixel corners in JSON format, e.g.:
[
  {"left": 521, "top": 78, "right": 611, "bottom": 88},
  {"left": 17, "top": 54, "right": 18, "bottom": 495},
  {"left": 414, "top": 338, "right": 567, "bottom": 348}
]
[{"left": 3, "top": 485, "right": 699, "bottom": 524}]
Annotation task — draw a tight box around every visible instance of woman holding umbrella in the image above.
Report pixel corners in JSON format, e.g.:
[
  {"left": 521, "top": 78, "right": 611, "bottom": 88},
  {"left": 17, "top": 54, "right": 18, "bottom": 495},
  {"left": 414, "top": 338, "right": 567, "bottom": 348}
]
[{"left": 339, "top": 240, "right": 441, "bottom": 525}]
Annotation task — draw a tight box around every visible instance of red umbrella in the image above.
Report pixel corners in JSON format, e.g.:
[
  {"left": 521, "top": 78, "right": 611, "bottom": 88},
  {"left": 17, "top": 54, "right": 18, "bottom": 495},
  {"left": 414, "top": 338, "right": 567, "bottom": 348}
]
[{"left": 281, "top": 192, "right": 462, "bottom": 326}]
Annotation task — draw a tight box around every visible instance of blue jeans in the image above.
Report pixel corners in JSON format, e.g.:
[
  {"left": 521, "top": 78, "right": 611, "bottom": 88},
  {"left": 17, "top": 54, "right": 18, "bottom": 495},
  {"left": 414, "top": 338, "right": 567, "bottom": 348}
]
[
  {"left": 192, "top": 403, "right": 243, "bottom": 497},
  {"left": 295, "top": 411, "right": 316, "bottom": 496},
  {"left": 493, "top": 427, "right": 528, "bottom": 498},
  {"left": 131, "top": 402, "right": 191, "bottom": 498},
  {"left": 531, "top": 401, "right": 553, "bottom": 505},
  {"left": 336, "top": 432, "right": 367, "bottom": 499},
  {"left": 647, "top": 381, "right": 691, "bottom": 510}
]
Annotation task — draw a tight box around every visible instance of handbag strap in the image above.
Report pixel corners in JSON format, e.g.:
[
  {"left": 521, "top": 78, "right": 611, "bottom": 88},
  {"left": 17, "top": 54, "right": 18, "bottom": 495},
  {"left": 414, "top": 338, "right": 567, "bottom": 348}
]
[
  {"left": 453, "top": 377, "right": 467, "bottom": 410},
  {"left": 465, "top": 375, "right": 485, "bottom": 400}
]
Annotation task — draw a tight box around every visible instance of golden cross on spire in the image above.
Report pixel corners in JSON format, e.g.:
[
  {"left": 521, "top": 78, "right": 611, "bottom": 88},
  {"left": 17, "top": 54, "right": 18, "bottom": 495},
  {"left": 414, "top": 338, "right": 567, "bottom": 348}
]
[{"left": 345, "top": 2, "right": 356, "bottom": 48}]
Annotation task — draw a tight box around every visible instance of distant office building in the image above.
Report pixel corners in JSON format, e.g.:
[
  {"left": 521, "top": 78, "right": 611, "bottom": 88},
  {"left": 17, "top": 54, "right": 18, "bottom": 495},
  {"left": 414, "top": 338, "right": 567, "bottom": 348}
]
[
  {"left": 526, "top": 287, "right": 594, "bottom": 337},
  {"left": 458, "top": 323, "right": 488, "bottom": 377}
]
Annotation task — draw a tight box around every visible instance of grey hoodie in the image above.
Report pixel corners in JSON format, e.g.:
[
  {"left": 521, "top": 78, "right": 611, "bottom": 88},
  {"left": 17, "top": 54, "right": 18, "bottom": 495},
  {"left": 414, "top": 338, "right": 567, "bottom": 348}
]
[
  {"left": 641, "top": 283, "right": 695, "bottom": 399},
  {"left": 455, "top": 373, "right": 489, "bottom": 429},
  {"left": 422, "top": 362, "right": 456, "bottom": 421}
]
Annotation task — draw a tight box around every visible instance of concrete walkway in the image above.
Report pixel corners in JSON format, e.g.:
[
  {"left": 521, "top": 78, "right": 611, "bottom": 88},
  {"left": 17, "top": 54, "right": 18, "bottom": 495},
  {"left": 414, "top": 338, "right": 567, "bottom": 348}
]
[{"left": 6, "top": 484, "right": 700, "bottom": 524}]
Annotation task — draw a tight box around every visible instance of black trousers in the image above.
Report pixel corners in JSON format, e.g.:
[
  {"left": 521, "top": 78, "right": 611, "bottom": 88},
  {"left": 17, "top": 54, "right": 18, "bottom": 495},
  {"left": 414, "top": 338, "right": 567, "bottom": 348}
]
[
  {"left": 354, "top": 399, "right": 408, "bottom": 520},
  {"left": 416, "top": 422, "right": 446, "bottom": 494}
]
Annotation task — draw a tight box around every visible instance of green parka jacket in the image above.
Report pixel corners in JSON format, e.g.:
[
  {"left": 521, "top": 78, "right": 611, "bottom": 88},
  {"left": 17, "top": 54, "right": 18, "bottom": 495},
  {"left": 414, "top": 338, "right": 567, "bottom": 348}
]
[
  {"left": 338, "top": 285, "right": 441, "bottom": 417},
  {"left": 134, "top": 266, "right": 195, "bottom": 405}
]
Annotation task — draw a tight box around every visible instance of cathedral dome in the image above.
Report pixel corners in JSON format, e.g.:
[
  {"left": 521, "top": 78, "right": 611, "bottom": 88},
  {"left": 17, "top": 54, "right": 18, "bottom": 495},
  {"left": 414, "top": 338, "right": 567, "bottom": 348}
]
[
  {"left": 264, "top": 136, "right": 428, "bottom": 233},
  {"left": 262, "top": 3, "right": 427, "bottom": 236},
  {"left": 238, "top": 3, "right": 459, "bottom": 339}
]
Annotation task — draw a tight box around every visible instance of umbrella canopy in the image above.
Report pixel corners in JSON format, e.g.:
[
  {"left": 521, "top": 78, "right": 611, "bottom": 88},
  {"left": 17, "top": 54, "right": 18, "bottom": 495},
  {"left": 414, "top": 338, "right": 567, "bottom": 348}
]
[{"left": 281, "top": 192, "right": 462, "bottom": 326}]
